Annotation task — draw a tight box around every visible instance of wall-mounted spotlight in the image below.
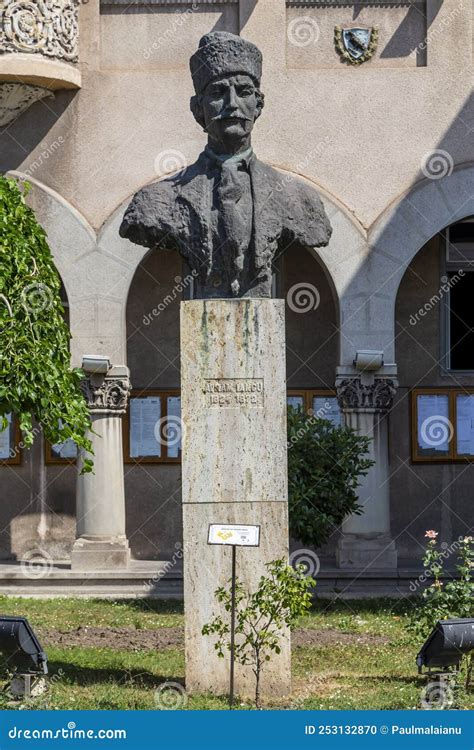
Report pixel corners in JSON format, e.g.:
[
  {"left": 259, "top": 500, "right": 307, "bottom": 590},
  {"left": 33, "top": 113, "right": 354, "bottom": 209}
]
[
  {"left": 354, "top": 350, "right": 384, "bottom": 371},
  {"left": 0, "top": 616, "right": 48, "bottom": 698},
  {"left": 416, "top": 618, "right": 474, "bottom": 674},
  {"left": 81, "top": 355, "right": 111, "bottom": 375}
]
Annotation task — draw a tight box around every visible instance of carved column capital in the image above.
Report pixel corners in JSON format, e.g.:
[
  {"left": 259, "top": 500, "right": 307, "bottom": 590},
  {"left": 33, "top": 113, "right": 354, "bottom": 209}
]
[
  {"left": 81, "top": 373, "right": 131, "bottom": 415},
  {"left": 336, "top": 376, "right": 397, "bottom": 413}
]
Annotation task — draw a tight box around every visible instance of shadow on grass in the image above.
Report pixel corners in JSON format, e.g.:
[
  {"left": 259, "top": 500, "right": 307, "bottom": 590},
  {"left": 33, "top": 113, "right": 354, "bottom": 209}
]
[
  {"left": 310, "top": 597, "right": 416, "bottom": 616},
  {"left": 360, "top": 675, "right": 423, "bottom": 686},
  {"left": 111, "top": 599, "right": 184, "bottom": 615},
  {"left": 47, "top": 660, "right": 184, "bottom": 689}
]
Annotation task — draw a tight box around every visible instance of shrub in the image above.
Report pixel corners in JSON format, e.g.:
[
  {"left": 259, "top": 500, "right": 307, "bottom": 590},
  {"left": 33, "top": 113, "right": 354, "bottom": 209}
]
[
  {"left": 287, "top": 407, "right": 374, "bottom": 548},
  {"left": 409, "top": 531, "right": 473, "bottom": 639},
  {"left": 409, "top": 532, "right": 473, "bottom": 698}
]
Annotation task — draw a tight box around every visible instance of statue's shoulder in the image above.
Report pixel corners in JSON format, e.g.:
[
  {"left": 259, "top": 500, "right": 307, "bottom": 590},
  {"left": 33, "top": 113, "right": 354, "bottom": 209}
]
[
  {"left": 252, "top": 159, "right": 332, "bottom": 248},
  {"left": 129, "top": 153, "right": 207, "bottom": 204},
  {"left": 131, "top": 169, "right": 183, "bottom": 206},
  {"left": 119, "top": 174, "right": 180, "bottom": 247},
  {"left": 119, "top": 157, "right": 207, "bottom": 248}
]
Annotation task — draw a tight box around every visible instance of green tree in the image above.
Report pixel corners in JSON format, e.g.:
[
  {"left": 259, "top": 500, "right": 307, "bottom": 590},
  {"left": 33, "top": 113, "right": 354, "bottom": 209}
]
[
  {"left": 202, "top": 559, "right": 314, "bottom": 708},
  {"left": 287, "top": 406, "right": 374, "bottom": 548},
  {"left": 0, "top": 176, "right": 92, "bottom": 469}
]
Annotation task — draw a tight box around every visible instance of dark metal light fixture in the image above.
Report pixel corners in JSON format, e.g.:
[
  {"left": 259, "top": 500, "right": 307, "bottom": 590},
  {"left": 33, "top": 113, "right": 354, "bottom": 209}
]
[
  {"left": 0, "top": 616, "right": 48, "bottom": 675},
  {"left": 416, "top": 618, "right": 474, "bottom": 673}
]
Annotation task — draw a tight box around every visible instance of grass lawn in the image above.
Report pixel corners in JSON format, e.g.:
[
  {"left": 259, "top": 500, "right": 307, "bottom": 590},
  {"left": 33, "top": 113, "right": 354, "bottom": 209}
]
[{"left": 0, "top": 596, "right": 471, "bottom": 710}]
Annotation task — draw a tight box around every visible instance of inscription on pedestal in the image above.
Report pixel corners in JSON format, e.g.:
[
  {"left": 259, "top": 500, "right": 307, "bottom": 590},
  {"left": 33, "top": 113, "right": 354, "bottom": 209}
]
[{"left": 204, "top": 378, "right": 264, "bottom": 408}]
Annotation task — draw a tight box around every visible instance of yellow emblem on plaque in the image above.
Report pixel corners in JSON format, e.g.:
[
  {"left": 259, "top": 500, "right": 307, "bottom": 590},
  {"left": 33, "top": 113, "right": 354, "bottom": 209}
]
[{"left": 217, "top": 530, "right": 233, "bottom": 541}]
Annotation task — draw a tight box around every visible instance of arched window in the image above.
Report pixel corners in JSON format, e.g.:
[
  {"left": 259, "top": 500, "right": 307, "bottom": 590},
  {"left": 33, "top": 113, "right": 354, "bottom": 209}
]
[{"left": 443, "top": 217, "right": 474, "bottom": 372}]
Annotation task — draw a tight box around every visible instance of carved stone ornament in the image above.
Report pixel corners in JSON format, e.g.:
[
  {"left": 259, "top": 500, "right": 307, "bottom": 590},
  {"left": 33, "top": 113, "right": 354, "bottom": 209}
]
[
  {"left": 81, "top": 376, "right": 131, "bottom": 415},
  {"left": 0, "top": 0, "right": 79, "bottom": 61},
  {"left": 0, "top": 82, "right": 54, "bottom": 126},
  {"left": 337, "top": 377, "right": 397, "bottom": 412}
]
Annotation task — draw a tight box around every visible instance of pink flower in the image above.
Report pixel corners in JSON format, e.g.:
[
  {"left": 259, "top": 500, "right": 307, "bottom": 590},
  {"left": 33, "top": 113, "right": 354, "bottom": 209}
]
[{"left": 425, "top": 530, "right": 438, "bottom": 539}]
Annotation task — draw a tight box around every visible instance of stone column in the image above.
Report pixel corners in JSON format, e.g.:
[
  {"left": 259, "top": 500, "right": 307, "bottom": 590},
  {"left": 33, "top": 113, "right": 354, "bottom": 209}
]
[
  {"left": 335, "top": 367, "right": 398, "bottom": 570},
  {"left": 71, "top": 366, "right": 131, "bottom": 570},
  {"left": 181, "top": 299, "right": 290, "bottom": 699}
]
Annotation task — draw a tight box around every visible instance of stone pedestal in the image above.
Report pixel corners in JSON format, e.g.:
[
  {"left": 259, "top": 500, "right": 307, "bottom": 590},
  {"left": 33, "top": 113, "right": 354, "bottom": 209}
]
[
  {"left": 71, "top": 366, "right": 131, "bottom": 571},
  {"left": 336, "top": 368, "right": 398, "bottom": 571},
  {"left": 181, "top": 299, "right": 290, "bottom": 699}
]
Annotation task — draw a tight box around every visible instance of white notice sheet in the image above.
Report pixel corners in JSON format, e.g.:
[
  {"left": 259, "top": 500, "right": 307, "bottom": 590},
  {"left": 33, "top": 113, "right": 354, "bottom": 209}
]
[
  {"left": 456, "top": 394, "right": 474, "bottom": 456},
  {"left": 417, "top": 394, "right": 450, "bottom": 453},
  {"left": 130, "top": 397, "right": 162, "bottom": 458},
  {"left": 0, "top": 413, "right": 12, "bottom": 460}
]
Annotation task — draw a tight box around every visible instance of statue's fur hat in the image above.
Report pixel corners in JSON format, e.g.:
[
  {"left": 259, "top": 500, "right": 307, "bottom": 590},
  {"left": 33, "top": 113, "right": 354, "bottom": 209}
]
[{"left": 190, "top": 31, "right": 262, "bottom": 94}]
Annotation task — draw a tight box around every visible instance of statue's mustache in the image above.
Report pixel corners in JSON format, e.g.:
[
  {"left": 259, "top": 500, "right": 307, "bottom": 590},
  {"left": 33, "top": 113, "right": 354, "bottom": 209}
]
[{"left": 210, "top": 113, "right": 252, "bottom": 123}]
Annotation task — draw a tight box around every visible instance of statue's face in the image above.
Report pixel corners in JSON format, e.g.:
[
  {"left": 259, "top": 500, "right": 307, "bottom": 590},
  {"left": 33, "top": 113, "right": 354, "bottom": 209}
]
[{"left": 200, "top": 73, "right": 261, "bottom": 145}]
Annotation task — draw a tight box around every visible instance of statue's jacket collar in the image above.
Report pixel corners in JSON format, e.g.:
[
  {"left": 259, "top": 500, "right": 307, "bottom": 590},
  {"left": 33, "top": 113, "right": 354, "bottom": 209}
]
[{"left": 171, "top": 151, "right": 279, "bottom": 272}]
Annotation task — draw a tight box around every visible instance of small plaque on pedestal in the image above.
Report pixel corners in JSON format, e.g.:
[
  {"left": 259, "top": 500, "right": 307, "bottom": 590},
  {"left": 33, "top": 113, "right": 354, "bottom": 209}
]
[{"left": 208, "top": 524, "right": 260, "bottom": 547}]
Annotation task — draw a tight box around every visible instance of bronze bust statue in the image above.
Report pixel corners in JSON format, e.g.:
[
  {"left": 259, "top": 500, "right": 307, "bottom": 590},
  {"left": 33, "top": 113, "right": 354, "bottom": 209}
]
[{"left": 120, "top": 31, "right": 332, "bottom": 299}]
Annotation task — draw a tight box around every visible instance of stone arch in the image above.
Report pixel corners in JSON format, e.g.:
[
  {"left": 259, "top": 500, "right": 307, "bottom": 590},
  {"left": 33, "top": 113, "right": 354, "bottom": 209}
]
[{"left": 341, "top": 163, "right": 474, "bottom": 365}]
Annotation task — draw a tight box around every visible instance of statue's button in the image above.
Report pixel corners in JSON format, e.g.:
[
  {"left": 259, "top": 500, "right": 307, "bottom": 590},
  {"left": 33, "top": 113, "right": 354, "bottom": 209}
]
[{"left": 213, "top": 277, "right": 222, "bottom": 287}]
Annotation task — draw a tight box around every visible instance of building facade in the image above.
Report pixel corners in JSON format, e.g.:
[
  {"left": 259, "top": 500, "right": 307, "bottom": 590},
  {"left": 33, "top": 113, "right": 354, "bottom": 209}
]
[{"left": 0, "top": 0, "right": 472, "bottom": 589}]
